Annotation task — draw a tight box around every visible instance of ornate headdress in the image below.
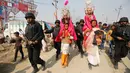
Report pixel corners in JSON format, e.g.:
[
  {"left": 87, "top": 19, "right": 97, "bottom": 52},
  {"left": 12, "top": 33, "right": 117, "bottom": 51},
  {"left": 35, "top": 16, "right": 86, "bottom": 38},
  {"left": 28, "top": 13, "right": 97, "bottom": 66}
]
[
  {"left": 85, "top": 0, "right": 95, "bottom": 13},
  {"left": 62, "top": 7, "right": 70, "bottom": 18}
]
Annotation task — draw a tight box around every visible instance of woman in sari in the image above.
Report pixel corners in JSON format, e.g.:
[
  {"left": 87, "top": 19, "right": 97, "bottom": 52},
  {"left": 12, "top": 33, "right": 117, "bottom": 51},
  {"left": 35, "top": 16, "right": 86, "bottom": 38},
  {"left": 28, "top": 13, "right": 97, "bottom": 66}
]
[{"left": 85, "top": 20, "right": 103, "bottom": 69}]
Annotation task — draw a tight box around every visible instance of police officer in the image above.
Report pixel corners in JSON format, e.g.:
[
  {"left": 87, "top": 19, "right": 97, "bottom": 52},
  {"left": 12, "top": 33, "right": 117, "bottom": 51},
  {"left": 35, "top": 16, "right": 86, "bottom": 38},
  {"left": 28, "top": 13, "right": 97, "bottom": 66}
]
[
  {"left": 111, "top": 17, "right": 130, "bottom": 69},
  {"left": 75, "top": 19, "right": 84, "bottom": 58},
  {"left": 25, "top": 12, "right": 45, "bottom": 73},
  {"left": 44, "top": 20, "right": 61, "bottom": 61}
]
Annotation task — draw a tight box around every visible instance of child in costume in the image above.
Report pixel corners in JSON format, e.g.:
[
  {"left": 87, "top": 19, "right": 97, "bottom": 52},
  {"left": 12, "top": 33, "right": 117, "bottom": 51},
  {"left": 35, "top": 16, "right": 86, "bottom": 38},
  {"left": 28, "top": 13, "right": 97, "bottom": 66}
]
[
  {"left": 60, "top": 23, "right": 73, "bottom": 67},
  {"left": 83, "top": 6, "right": 98, "bottom": 51},
  {"left": 55, "top": 7, "right": 77, "bottom": 43}
]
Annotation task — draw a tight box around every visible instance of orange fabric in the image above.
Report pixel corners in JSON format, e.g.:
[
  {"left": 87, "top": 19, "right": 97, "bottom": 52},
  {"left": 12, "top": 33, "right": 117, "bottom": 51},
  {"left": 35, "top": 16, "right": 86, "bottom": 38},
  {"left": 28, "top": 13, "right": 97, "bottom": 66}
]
[
  {"left": 61, "top": 54, "right": 68, "bottom": 67},
  {"left": 62, "top": 30, "right": 72, "bottom": 44}
]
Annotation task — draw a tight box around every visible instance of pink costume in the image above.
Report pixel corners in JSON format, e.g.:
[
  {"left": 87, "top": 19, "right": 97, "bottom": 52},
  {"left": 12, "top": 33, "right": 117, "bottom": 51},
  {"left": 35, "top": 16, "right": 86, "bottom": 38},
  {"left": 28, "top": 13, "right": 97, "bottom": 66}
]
[
  {"left": 83, "top": 14, "right": 98, "bottom": 49},
  {"left": 55, "top": 18, "right": 77, "bottom": 42}
]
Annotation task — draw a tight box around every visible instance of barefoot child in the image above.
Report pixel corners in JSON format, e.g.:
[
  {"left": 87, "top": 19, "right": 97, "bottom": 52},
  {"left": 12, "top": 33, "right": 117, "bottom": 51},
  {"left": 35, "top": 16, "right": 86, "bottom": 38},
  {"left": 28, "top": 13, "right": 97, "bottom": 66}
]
[
  {"left": 60, "top": 23, "right": 73, "bottom": 67},
  {"left": 10, "top": 32, "right": 24, "bottom": 62}
]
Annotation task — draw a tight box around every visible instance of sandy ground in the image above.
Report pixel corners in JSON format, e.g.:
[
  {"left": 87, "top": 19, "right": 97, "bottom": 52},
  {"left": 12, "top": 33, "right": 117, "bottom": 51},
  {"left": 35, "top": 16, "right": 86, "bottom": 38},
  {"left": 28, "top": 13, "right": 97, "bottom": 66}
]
[{"left": 0, "top": 43, "right": 129, "bottom": 73}]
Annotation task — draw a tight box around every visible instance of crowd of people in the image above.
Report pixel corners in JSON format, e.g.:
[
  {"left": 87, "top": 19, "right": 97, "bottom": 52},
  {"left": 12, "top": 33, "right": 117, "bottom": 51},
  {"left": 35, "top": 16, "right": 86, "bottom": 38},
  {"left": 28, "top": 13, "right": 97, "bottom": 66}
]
[{"left": 4, "top": 5, "right": 130, "bottom": 73}]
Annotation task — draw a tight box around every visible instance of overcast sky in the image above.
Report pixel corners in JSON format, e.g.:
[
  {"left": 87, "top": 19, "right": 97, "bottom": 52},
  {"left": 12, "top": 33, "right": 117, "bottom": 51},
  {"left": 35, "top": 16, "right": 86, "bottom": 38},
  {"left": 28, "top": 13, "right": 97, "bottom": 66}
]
[{"left": 15, "top": 0, "right": 130, "bottom": 23}]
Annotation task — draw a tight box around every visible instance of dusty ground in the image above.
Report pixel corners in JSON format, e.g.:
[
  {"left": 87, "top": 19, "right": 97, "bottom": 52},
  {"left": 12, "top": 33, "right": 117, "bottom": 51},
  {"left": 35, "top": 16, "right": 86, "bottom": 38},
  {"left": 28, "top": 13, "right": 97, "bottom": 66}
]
[
  {"left": 0, "top": 43, "right": 28, "bottom": 73},
  {"left": 0, "top": 43, "right": 129, "bottom": 73}
]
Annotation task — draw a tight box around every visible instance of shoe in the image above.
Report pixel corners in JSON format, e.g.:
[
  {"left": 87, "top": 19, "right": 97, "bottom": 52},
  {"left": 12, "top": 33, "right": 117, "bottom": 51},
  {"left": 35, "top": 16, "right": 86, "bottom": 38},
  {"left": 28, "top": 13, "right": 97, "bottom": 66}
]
[
  {"left": 81, "top": 54, "right": 83, "bottom": 58},
  {"left": 56, "top": 54, "right": 59, "bottom": 61},
  {"left": 62, "top": 65, "right": 66, "bottom": 68},
  {"left": 32, "top": 68, "right": 39, "bottom": 73},
  {"left": 12, "top": 60, "right": 16, "bottom": 62},
  {"left": 56, "top": 55, "right": 59, "bottom": 61},
  {"left": 119, "top": 59, "right": 122, "bottom": 62},
  {"left": 88, "top": 63, "right": 92, "bottom": 70},
  {"left": 20, "top": 57, "right": 25, "bottom": 61},
  {"left": 114, "top": 62, "right": 118, "bottom": 69},
  {"left": 109, "top": 55, "right": 112, "bottom": 59},
  {"left": 114, "top": 65, "right": 118, "bottom": 69},
  {"left": 41, "top": 62, "right": 46, "bottom": 71},
  {"left": 56, "top": 57, "right": 58, "bottom": 61},
  {"left": 97, "top": 64, "right": 99, "bottom": 67}
]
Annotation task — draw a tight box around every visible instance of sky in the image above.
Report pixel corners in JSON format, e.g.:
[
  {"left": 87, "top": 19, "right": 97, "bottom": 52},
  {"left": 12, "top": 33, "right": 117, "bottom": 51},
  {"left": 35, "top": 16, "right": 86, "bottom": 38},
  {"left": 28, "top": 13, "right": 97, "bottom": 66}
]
[{"left": 15, "top": 0, "right": 130, "bottom": 23}]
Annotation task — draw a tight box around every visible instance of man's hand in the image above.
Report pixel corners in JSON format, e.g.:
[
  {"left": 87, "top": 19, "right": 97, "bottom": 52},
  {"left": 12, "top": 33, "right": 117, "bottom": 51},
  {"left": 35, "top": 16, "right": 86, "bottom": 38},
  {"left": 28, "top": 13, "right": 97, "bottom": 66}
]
[
  {"left": 51, "top": 25, "right": 54, "bottom": 28},
  {"left": 44, "top": 30, "right": 46, "bottom": 33},
  {"left": 28, "top": 41, "right": 33, "bottom": 45},
  {"left": 34, "top": 40, "right": 38, "bottom": 44},
  {"left": 117, "top": 37, "right": 124, "bottom": 40},
  {"left": 78, "top": 33, "right": 80, "bottom": 35}
]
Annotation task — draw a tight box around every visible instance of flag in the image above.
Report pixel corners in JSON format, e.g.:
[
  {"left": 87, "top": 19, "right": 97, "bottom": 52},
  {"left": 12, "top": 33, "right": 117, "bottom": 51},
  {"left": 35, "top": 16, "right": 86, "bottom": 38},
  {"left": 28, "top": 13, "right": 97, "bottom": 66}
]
[
  {"left": 0, "top": 1, "right": 7, "bottom": 6},
  {"left": 64, "top": 0, "right": 69, "bottom": 6},
  {"left": 18, "top": 2, "right": 28, "bottom": 12}
]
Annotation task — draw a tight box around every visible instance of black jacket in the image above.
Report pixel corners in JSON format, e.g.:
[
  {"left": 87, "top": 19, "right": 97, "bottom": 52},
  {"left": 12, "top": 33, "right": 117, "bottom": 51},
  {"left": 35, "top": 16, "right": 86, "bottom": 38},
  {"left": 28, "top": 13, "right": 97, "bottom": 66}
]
[
  {"left": 45, "top": 25, "right": 60, "bottom": 40},
  {"left": 75, "top": 24, "right": 84, "bottom": 41},
  {"left": 25, "top": 21, "right": 44, "bottom": 43},
  {"left": 111, "top": 24, "right": 130, "bottom": 42}
]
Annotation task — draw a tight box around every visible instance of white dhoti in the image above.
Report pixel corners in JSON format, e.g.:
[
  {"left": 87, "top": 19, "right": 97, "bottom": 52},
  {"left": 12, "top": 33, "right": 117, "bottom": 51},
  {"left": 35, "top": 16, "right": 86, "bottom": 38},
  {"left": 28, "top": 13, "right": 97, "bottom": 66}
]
[
  {"left": 61, "top": 43, "right": 70, "bottom": 54},
  {"left": 87, "top": 46, "right": 100, "bottom": 65}
]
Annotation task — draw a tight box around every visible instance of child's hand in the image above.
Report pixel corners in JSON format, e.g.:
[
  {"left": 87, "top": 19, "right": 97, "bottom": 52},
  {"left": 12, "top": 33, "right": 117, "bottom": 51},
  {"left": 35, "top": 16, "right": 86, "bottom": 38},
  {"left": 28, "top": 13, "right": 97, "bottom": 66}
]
[
  {"left": 117, "top": 37, "right": 124, "bottom": 40},
  {"left": 28, "top": 41, "right": 33, "bottom": 45},
  {"left": 96, "top": 38, "right": 102, "bottom": 45},
  {"left": 44, "top": 30, "right": 46, "bottom": 33},
  {"left": 78, "top": 33, "right": 80, "bottom": 35}
]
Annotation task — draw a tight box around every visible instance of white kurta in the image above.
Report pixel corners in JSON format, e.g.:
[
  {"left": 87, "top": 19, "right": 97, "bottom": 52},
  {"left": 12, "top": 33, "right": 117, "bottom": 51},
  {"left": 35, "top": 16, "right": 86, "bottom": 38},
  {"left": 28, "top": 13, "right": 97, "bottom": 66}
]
[{"left": 86, "top": 28, "right": 100, "bottom": 65}]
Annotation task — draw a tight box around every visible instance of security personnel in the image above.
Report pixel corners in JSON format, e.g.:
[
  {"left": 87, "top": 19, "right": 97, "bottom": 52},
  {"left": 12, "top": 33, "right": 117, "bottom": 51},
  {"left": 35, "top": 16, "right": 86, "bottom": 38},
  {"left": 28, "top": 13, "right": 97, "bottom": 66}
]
[
  {"left": 44, "top": 20, "right": 61, "bottom": 61},
  {"left": 75, "top": 19, "right": 84, "bottom": 58},
  {"left": 111, "top": 17, "right": 130, "bottom": 69},
  {"left": 25, "top": 12, "right": 45, "bottom": 73}
]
